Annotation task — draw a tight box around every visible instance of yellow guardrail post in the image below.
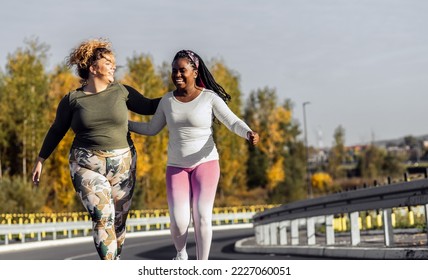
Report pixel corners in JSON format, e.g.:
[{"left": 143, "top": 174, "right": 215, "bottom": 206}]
[
  {"left": 42, "top": 217, "right": 46, "bottom": 238},
  {"left": 52, "top": 215, "right": 57, "bottom": 240},
  {"left": 358, "top": 216, "right": 362, "bottom": 230},
  {"left": 155, "top": 210, "right": 160, "bottom": 229},
  {"left": 391, "top": 210, "right": 396, "bottom": 228},
  {"left": 73, "top": 213, "right": 78, "bottom": 236},
  {"left": 63, "top": 217, "right": 67, "bottom": 236},
  {"left": 224, "top": 208, "right": 229, "bottom": 224},
  {"left": 334, "top": 216, "right": 341, "bottom": 231},
  {"left": 376, "top": 211, "right": 382, "bottom": 227},
  {"left": 365, "top": 213, "right": 372, "bottom": 230},
  {"left": 341, "top": 214, "right": 347, "bottom": 231},
  {"left": 29, "top": 214, "right": 35, "bottom": 239},
  {"left": 146, "top": 213, "right": 150, "bottom": 231},
  {"left": 213, "top": 208, "right": 220, "bottom": 225},
  {"left": 84, "top": 215, "right": 89, "bottom": 236},
  {"left": 7, "top": 214, "right": 12, "bottom": 240},
  {"left": 19, "top": 217, "right": 23, "bottom": 241},
  {"left": 408, "top": 207, "right": 415, "bottom": 226},
  {"left": 232, "top": 207, "right": 238, "bottom": 224},
  {"left": 242, "top": 207, "right": 248, "bottom": 223},
  {"left": 136, "top": 211, "right": 141, "bottom": 231}
]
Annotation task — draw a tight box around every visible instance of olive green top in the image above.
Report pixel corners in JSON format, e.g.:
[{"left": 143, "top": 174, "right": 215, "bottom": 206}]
[{"left": 38, "top": 82, "right": 160, "bottom": 159}]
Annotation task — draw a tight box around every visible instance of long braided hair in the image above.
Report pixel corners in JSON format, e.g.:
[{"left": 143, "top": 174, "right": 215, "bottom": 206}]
[{"left": 172, "top": 50, "right": 232, "bottom": 103}]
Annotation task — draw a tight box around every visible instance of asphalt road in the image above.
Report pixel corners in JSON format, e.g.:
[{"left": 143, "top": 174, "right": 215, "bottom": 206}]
[{"left": 0, "top": 226, "right": 319, "bottom": 260}]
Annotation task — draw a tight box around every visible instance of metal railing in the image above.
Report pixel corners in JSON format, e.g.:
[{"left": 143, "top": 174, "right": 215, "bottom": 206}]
[
  {"left": 253, "top": 178, "right": 428, "bottom": 247},
  {"left": 0, "top": 205, "right": 275, "bottom": 246}
]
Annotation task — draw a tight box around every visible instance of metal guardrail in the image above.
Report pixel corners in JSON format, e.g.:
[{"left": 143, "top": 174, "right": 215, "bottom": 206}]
[
  {"left": 0, "top": 211, "right": 257, "bottom": 246},
  {"left": 253, "top": 178, "right": 428, "bottom": 247}
]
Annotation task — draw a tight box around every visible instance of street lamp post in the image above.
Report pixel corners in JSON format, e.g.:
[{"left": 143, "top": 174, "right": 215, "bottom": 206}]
[{"left": 303, "top": 101, "right": 312, "bottom": 198}]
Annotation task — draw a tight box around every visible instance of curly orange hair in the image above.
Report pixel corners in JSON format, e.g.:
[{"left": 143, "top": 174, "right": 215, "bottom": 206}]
[{"left": 66, "top": 38, "right": 114, "bottom": 83}]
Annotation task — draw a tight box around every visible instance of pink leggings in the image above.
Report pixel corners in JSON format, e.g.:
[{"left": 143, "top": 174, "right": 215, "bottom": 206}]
[{"left": 166, "top": 160, "right": 220, "bottom": 260}]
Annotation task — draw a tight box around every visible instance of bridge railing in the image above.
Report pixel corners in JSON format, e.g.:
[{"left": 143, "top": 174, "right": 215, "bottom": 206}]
[
  {"left": 253, "top": 178, "right": 428, "bottom": 247},
  {"left": 0, "top": 205, "right": 275, "bottom": 246}
]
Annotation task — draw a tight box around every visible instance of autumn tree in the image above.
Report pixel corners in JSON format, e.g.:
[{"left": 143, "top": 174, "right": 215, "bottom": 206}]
[
  {"left": 120, "top": 53, "right": 168, "bottom": 209},
  {"left": 311, "top": 172, "right": 333, "bottom": 194},
  {"left": 271, "top": 100, "right": 306, "bottom": 203},
  {"left": 244, "top": 88, "right": 305, "bottom": 203},
  {"left": 0, "top": 70, "right": 5, "bottom": 179},
  {"left": 208, "top": 60, "right": 250, "bottom": 206},
  {"left": 40, "top": 64, "right": 81, "bottom": 212},
  {"left": 245, "top": 88, "right": 287, "bottom": 192}
]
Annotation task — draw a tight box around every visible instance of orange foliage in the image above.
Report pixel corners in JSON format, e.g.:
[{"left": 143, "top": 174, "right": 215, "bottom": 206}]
[{"left": 311, "top": 172, "right": 333, "bottom": 193}]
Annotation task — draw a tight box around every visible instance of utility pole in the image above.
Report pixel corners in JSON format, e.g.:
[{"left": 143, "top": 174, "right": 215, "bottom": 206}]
[{"left": 303, "top": 101, "right": 312, "bottom": 198}]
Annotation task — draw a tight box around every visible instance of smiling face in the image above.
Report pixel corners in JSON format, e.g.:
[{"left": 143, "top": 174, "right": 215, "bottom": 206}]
[
  {"left": 91, "top": 53, "right": 116, "bottom": 84},
  {"left": 171, "top": 58, "right": 198, "bottom": 90}
]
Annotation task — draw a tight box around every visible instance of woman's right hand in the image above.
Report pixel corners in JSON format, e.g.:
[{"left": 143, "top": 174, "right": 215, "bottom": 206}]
[
  {"left": 247, "top": 131, "right": 260, "bottom": 145},
  {"left": 32, "top": 157, "right": 45, "bottom": 185}
]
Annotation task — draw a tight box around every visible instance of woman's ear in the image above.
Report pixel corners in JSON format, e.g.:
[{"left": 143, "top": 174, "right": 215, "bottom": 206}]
[{"left": 89, "top": 65, "right": 97, "bottom": 75}]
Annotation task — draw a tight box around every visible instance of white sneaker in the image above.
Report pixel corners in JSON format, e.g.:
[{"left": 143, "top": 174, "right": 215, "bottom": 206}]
[{"left": 172, "top": 252, "right": 188, "bottom": 260}]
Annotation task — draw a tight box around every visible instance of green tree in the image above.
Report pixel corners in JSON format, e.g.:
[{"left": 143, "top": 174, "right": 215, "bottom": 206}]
[
  {"left": 244, "top": 89, "right": 271, "bottom": 189},
  {"left": 0, "top": 175, "right": 46, "bottom": 213},
  {"left": 158, "top": 61, "right": 175, "bottom": 92},
  {"left": 280, "top": 138, "right": 307, "bottom": 202},
  {"left": 381, "top": 151, "right": 406, "bottom": 178},
  {"left": 403, "top": 135, "right": 419, "bottom": 148},
  {"left": 0, "top": 38, "right": 50, "bottom": 178},
  {"left": 356, "top": 144, "right": 385, "bottom": 179},
  {"left": 327, "top": 125, "right": 347, "bottom": 179}
]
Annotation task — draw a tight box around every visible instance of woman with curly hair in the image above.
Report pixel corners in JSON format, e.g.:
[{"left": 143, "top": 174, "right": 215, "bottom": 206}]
[
  {"left": 31, "top": 38, "right": 160, "bottom": 260},
  {"left": 129, "top": 50, "right": 259, "bottom": 260}
]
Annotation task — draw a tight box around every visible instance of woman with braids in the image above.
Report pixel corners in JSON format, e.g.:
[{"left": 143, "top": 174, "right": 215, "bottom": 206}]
[
  {"left": 31, "top": 38, "right": 160, "bottom": 260},
  {"left": 129, "top": 50, "right": 259, "bottom": 260}
]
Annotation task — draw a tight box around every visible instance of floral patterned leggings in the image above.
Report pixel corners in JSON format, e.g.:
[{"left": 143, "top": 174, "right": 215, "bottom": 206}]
[{"left": 69, "top": 146, "right": 136, "bottom": 260}]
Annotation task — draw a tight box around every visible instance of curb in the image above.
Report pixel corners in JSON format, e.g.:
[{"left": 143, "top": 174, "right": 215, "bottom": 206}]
[{"left": 234, "top": 237, "right": 428, "bottom": 259}]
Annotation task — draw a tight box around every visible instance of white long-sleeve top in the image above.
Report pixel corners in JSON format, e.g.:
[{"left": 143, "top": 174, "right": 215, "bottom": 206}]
[{"left": 129, "top": 89, "right": 252, "bottom": 168}]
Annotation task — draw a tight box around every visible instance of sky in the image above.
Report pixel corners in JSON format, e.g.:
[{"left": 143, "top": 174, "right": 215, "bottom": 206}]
[{"left": 1, "top": 0, "right": 427, "bottom": 148}]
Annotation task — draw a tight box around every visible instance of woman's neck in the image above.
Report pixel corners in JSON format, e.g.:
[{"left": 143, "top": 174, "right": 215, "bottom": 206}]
[
  {"left": 174, "top": 86, "right": 203, "bottom": 102},
  {"left": 175, "top": 85, "right": 201, "bottom": 96},
  {"left": 83, "top": 79, "right": 110, "bottom": 94}
]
